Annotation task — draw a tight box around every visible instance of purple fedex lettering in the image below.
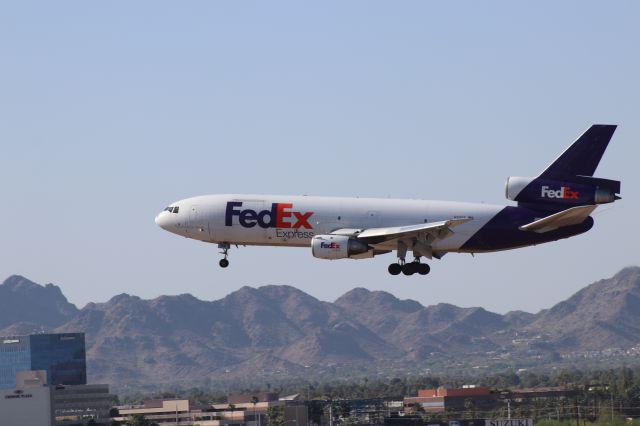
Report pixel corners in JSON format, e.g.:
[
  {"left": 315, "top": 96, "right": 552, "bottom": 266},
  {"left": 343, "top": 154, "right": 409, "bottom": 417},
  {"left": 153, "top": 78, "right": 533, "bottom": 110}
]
[
  {"left": 225, "top": 202, "right": 243, "bottom": 226},
  {"left": 225, "top": 202, "right": 313, "bottom": 229}
]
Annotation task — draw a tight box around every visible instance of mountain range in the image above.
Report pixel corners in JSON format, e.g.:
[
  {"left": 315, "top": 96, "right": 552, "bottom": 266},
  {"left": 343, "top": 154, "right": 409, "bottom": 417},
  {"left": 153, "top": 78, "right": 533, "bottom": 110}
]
[{"left": 1, "top": 267, "right": 639, "bottom": 386}]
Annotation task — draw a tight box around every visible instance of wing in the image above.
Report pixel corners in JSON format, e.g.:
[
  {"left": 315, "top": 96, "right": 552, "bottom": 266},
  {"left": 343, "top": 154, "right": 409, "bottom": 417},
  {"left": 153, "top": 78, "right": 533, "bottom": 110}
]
[
  {"left": 331, "top": 217, "right": 472, "bottom": 259},
  {"left": 355, "top": 218, "right": 473, "bottom": 241},
  {"left": 519, "top": 205, "right": 597, "bottom": 233}
]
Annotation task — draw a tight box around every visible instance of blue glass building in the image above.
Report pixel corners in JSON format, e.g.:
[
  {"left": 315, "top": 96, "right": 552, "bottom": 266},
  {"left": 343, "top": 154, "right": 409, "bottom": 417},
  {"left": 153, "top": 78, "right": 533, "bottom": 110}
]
[{"left": 0, "top": 333, "right": 86, "bottom": 389}]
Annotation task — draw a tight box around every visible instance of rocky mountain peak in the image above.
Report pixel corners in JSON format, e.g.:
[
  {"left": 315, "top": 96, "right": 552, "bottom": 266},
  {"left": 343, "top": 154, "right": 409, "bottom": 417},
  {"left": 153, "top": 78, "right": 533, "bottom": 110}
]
[
  {"left": 0, "top": 275, "right": 78, "bottom": 331},
  {"left": 335, "top": 287, "right": 423, "bottom": 313}
]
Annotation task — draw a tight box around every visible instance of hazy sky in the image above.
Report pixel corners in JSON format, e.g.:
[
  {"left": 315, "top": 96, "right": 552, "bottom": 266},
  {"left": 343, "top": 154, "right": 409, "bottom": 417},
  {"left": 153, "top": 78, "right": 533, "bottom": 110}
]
[{"left": 1, "top": 1, "right": 638, "bottom": 314}]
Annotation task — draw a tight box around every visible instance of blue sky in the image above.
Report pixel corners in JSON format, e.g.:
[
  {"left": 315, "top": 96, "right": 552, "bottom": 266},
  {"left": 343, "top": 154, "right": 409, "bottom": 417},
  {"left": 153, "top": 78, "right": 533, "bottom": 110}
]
[{"left": 1, "top": 1, "right": 638, "bottom": 313}]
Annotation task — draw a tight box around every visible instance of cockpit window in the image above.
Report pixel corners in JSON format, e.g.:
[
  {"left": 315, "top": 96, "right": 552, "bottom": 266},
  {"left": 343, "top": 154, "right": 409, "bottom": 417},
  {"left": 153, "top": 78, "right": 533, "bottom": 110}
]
[
  {"left": 164, "top": 206, "right": 179, "bottom": 214},
  {"left": 173, "top": 206, "right": 179, "bottom": 214}
]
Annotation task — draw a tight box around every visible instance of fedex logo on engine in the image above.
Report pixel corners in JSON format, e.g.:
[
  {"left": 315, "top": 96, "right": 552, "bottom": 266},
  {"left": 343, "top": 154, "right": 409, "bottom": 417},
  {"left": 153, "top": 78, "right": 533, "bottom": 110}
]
[
  {"left": 541, "top": 186, "right": 580, "bottom": 200},
  {"left": 225, "top": 202, "right": 314, "bottom": 229},
  {"left": 320, "top": 242, "right": 341, "bottom": 249}
]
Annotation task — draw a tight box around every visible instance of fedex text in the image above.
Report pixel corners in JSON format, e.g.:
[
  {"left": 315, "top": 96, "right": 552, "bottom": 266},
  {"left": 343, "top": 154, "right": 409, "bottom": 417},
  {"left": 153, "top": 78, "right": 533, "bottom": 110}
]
[
  {"left": 541, "top": 185, "right": 579, "bottom": 200},
  {"left": 320, "top": 242, "right": 341, "bottom": 249},
  {"left": 225, "top": 202, "right": 314, "bottom": 229}
]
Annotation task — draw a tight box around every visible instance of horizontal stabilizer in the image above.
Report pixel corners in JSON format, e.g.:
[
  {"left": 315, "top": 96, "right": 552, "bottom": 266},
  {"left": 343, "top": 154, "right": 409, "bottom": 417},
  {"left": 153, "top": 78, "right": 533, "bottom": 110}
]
[{"left": 519, "top": 205, "right": 597, "bottom": 233}]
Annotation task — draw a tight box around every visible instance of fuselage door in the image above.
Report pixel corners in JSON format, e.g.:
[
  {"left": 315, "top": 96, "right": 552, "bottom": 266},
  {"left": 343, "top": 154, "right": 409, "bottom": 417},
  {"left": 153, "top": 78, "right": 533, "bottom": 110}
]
[
  {"left": 189, "top": 205, "right": 199, "bottom": 225},
  {"left": 187, "top": 205, "right": 208, "bottom": 241}
]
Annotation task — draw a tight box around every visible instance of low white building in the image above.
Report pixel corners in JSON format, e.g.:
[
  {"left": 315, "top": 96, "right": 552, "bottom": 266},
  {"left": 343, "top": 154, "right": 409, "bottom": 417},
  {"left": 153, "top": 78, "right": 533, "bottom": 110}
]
[
  {"left": 0, "top": 385, "right": 55, "bottom": 426},
  {"left": 0, "top": 370, "right": 116, "bottom": 426}
]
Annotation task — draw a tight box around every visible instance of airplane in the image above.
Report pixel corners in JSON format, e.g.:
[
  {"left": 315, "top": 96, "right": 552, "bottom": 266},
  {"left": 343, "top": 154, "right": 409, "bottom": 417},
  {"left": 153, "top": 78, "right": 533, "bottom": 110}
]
[{"left": 155, "top": 124, "right": 621, "bottom": 276}]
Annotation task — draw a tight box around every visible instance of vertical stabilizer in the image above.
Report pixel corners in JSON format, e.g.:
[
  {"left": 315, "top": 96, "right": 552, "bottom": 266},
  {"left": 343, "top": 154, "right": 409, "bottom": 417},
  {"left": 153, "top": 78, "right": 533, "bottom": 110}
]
[{"left": 539, "top": 124, "right": 617, "bottom": 179}]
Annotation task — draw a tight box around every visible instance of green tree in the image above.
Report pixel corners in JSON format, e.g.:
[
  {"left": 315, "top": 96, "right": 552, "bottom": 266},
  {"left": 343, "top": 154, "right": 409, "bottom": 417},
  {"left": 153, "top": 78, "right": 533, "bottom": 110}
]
[{"left": 267, "top": 405, "right": 285, "bottom": 426}]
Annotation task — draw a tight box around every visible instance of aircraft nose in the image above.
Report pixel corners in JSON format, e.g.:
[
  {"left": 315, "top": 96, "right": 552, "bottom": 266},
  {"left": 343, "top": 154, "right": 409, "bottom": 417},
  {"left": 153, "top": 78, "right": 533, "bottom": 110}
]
[{"left": 155, "top": 212, "right": 171, "bottom": 230}]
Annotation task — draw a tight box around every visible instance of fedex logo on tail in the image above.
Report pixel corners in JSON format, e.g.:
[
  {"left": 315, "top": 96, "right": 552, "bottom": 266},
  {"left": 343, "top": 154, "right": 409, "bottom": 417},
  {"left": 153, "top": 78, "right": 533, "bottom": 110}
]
[
  {"left": 541, "top": 186, "right": 580, "bottom": 200},
  {"left": 225, "top": 202, "right": 314, "bottom": 229}
]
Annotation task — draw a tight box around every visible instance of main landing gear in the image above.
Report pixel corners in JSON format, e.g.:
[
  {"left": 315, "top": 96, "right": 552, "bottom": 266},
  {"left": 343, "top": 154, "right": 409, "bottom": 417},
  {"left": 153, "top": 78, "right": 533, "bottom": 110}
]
[
  {"left": 389, "top": 240, "right": 431, "bottom": 276},
  {"left": 388, "top": 259, "right": 430, "bottom": 276},
  {"left": 218, "top": 243, "right": 230, "bottom": 268}
]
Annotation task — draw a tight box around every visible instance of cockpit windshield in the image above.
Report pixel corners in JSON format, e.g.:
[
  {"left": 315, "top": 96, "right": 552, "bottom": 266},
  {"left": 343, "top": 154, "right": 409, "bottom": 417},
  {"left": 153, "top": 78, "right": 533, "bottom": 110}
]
[{"left": 163, "top": 206, "right": 179, "bottom": 214}]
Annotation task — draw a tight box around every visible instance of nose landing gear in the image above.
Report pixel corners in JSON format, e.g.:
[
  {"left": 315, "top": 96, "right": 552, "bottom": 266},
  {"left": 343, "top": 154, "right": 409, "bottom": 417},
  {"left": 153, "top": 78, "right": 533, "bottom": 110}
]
[{"left": 218, "top": 243, "right": 230, "bottom": 268}]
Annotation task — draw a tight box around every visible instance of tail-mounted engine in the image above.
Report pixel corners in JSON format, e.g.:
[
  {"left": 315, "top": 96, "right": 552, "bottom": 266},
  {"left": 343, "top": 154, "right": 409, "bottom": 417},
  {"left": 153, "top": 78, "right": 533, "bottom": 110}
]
[
  {"left": 311, "top": 235, "right": 370, "bottom": 260},
  {"left": 506, "top": 176, "right": 621, "bottom": 207}
]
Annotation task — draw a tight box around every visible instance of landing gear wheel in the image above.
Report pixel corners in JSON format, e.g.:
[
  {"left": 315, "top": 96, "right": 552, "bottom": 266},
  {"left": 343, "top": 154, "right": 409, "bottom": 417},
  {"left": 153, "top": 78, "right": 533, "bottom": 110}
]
[
  {"left": 402, "top": 263, "right": 416, "bottom": 276},
  {"left": 418, "top": 263, "right": 430, "bottom": 275},
  {"left": 388, "top": 263, "right": 402, "bottom": 275},
  {"left": 218, "top": 243, "right": 230, "bottom": 268}
]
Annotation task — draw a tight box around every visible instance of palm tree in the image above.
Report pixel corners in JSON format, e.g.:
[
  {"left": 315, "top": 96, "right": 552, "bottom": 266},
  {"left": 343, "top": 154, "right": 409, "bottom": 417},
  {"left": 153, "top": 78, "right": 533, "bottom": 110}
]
[{"left": 252, "top": 395, "right": 260, "bottom": 426}]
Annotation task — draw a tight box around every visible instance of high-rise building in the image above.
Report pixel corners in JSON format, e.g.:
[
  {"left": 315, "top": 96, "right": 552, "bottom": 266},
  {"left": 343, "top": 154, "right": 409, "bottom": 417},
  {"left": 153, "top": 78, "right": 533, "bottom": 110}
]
[{"left": 0, "top": 333, "right": 86, "bottom": 390}]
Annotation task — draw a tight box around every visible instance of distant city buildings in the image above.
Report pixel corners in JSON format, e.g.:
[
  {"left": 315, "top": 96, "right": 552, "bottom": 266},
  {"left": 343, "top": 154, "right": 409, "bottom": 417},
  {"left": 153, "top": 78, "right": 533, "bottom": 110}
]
[
  {"left": 403, "top": 385, "right": 578, "bottom": 416},
  {"left": 0, "top": 333, "right": 116, "bottom": 425},
  {"left": 0, "top": 333, "right": 86, "bottom": 390},
  {"left": 0, "top": 333, "right": 584, "bottom": 425}
]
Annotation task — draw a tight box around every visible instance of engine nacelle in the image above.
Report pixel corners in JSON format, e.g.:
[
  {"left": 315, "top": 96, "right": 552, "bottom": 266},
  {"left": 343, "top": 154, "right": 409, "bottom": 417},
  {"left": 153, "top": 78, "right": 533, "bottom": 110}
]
[
  {"left": 311, "top": 235, "right": 370, "bottom": 260},
  {"left": 505, "top": 176, "right": 620, "bottom": 206},
  {"left": 505, "top": 176, "right": 535, "bottom": 201}
]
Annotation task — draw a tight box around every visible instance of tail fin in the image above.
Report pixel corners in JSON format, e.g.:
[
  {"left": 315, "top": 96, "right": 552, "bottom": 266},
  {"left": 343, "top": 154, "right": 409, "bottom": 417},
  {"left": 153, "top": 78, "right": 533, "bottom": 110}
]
[
  {"left": 539, "top": 124, "right": 617, "bottom": 179},
  {"left": 505, "top": 124, "right": 621, "bottom": 210}
]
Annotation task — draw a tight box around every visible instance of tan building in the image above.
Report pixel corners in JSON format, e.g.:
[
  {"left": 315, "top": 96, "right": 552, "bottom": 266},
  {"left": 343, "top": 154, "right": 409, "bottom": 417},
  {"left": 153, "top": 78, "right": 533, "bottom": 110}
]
[
  {"left": 211, "top": 395, "right": 308, "bottom": 426},
  {"left": 0, "top": 386, "right": 55, "bottom": 426},
  {"left": 0, "top": 370, "right": 117, "bottom": 426},
  {"left": 0, "top": 371, "right": 55, "bottom": 426},
  {"left": 114, "top": 394, "right": 308, "bottom": 426},
  {"left": 116, "top": 399, "right": 199, "bottom": 425}
]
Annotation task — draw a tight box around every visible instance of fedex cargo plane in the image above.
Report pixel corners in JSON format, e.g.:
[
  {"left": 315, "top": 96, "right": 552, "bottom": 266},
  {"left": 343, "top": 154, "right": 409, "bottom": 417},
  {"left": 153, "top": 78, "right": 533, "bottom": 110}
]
[{"left": 155, "top": 125, "right": 621, "bottom": 276}]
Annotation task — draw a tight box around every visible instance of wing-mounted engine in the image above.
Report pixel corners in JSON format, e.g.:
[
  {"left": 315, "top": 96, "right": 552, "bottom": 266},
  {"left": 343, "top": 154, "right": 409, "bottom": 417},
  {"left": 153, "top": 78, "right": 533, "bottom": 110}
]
[
  {"left": 311, "top": 235, "right": 370, "bottom": 260},
  {"left": 505, "top": 175, "right": 620, "bottom": 207}
]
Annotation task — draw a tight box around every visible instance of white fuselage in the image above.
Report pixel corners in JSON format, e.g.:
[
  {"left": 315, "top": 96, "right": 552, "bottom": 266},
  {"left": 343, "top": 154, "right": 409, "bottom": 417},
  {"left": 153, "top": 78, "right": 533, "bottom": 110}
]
[
  {"left": 154, "top": 125, "right": 619, "bottom": 271},
  {"left": 155, "top": 194, "right": 504, "bottom": 253}
]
